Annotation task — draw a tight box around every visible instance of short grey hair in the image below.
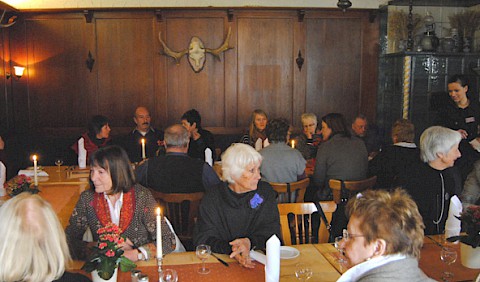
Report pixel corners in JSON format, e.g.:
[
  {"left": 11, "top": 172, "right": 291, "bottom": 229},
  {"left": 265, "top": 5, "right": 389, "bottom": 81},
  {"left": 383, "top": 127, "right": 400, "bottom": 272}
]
[
  {"left": 301, "top": 113, "right": 317, "bottom": 125},
  {"left": 221, "top": 143, "right": 263, "bottom": 184},
  {"left": 164, "top": 124, "right": 189, "bottom": 148},
  {"left": 420, "top": 126, "right": 461, "bottom": 163}
]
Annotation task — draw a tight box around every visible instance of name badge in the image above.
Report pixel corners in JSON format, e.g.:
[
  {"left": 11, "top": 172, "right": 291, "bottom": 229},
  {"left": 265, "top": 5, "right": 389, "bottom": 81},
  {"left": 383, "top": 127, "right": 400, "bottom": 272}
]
[{"left": 465, "top": 116, "right": 475, "bottom": 123}]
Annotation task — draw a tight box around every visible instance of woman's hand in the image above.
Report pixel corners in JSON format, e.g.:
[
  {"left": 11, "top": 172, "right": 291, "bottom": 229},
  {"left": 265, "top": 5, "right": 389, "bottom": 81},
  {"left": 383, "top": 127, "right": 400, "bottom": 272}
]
[
  {"left": 119, "top": 238, "right": 135, "bottom": 250},
  {"left": 123, "top": 249, "right": 140, "bottom": 262},
  {"left": 458, "top": 129, "right": 468, "bottom": 139},
  {"left": 229, "top": 238, "right": 255, "bottom": 268}
]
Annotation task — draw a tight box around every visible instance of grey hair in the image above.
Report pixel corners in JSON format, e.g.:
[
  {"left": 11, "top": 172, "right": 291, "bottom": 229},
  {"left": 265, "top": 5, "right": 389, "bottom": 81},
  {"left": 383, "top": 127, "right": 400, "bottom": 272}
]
[
  {"left": 221, "top": 143, "right": 263, "bottom": 184},
  {"left": 420, "top": 126, "right": 461, "bottom": 163},
  {"left": 164, "top": 124, "right": 189, "bottom": 148},
  {"left": 301, "top": 113, "right": 317, "bottom": 125}
]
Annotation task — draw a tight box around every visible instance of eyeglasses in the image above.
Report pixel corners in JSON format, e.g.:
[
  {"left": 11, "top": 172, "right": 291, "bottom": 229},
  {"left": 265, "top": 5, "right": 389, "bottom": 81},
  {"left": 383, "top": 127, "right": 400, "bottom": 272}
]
[{"left": 342, "top": 229, "right": 366, "bottom": 241}]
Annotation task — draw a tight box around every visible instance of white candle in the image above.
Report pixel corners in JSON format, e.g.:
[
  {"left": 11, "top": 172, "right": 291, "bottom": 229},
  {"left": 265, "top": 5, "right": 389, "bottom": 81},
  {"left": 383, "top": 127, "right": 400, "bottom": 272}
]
[
  {"left": 156, "top": 207, "right": 163, "bottom": 258},
  {"left": 32, "top": 155, "right": 38, "bottom": 186},
  {"left": 141, "top": 138, "right": 146, "bottom": 159},
  {"left": 291, "top": 140, "right": 295, "bottom": 149}
]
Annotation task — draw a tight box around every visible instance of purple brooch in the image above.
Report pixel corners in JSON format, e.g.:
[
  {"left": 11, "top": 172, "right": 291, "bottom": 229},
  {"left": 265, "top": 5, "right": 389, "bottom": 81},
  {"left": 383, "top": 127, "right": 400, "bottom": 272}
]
[{"left": 250, "top": 193, "right": 264, "bottom": 209}]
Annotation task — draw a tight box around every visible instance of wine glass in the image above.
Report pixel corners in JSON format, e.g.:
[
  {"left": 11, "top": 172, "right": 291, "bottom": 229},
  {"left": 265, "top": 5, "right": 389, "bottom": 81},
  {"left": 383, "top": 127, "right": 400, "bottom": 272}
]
[
  {"left": 196, "top": 244, "right": 211, "bottom": 274},
  {"left": 440, "top": 247, "right": 457, "bottom": 282},
  {"left": 160, "top": 269, "right": 178, "bottom": 282},
  {"left": 334, "top": 236, "right": 346, "bottom": 264},
  {"left": 295, "top": 263, "right": 313, "bottom": 281},
  {"left": 54, "top": 158, "right": 64, "bottom": 172}
]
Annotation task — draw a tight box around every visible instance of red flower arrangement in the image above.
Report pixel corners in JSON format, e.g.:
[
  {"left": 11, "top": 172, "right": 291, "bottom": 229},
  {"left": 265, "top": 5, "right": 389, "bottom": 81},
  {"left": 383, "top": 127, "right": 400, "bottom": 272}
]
[
  {"left": 82, "top": 223, "right": 136, "bottom": 279},
  {"left": 4, "top": 174, "right": 39, "bottom": 197}
]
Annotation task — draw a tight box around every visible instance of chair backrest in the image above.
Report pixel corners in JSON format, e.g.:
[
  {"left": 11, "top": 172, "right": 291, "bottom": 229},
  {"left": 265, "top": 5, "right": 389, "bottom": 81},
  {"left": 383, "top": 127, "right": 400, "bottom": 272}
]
[
  {"left": 149, "top": 190, "right": 204, "bottom": 248},
  {"left": 328, "top": 176, "right": 377, "bottom": 204},
  {"left": 269, "top": 178, "right": 310, "bottom": 203},
  {"left": 278, "top": 201, "right": 336, "bottom": 245}
]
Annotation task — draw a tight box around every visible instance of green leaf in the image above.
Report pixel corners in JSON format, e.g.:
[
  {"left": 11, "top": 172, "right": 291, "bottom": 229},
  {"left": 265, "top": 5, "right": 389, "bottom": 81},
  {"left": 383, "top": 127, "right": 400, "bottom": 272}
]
[{"left": 119, "top": 256, "right": 136, "bottom": 272}]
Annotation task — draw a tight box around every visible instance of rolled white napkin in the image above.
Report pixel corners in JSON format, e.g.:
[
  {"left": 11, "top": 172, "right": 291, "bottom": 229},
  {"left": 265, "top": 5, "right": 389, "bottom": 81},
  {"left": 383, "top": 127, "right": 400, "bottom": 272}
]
[
  {"left": 18, "top": 169, "right": 49, "bottom": 177},
  {"left": 205, "top": 148, "right": 213, "bottom": 166},
  {"left": 263, "top": 138, "right": 270, "bottom": 148},
  {"left": 255, "top": 138, "right": 263, "bottom": 151},
  {"left": 0, "top": 161, "right": 6, "bottom": 196},
  {"left": 265, "top": 235, "right": 280, "bottom": 282},
  {"left": 78, "top": 137, "right": 87, "bottom": 168},
  {"left": 445, "top": 195, "right": 462, "bottom": 239},
  {"left": 250, "top": 250, "right": 266, "bottom": 265}
]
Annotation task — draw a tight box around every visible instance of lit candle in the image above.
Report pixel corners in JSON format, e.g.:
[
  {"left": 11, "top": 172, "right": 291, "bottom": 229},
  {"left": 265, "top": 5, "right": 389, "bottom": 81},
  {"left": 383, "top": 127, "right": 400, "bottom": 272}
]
[
  {"left": 291, "top": 140, "right": 295, "bottom": 149},
  {"left": 156, "top": 207, "right": 163, "bottom": 259},
  {"left": 32, "top": 155, "right": 38, "bottom": 186},
  {"left": 141, "top": 138, "right": 146, "bottom": 159}
]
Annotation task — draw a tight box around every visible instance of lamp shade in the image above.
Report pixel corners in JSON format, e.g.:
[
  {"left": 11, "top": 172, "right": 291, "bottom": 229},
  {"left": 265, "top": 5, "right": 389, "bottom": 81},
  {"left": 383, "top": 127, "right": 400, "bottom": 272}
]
[{"left": 13, "top": 66, "right": 25, "bottom": 78}]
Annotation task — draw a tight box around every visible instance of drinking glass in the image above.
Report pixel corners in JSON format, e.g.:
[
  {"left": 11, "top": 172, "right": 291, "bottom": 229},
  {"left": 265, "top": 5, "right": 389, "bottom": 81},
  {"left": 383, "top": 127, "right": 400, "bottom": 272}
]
[
  {"left": 160, "top": 269, "right": 178, "bottom": 282},
  {"left": 196, "top": 244, "right": 211, "bottom": 274},
  {"left": 54, "top": 158, "right": 64, "bottom": 172},
  {"left": 440, "top": 247, "right": 457, "bottom": 281},
  {"left": 295, "top": 263, "right": 313, "bottom": 281},
  {"left": 334, "top": 236, "right": 346, "bottom": 264}
]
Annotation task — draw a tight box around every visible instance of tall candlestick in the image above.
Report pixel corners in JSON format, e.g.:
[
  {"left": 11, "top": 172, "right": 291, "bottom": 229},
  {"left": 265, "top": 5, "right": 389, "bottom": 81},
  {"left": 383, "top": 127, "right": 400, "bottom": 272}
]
[
  {"left": 32, "top": 155, "right": 38, "bottom": 186},
  {"left": 291, "top": 140, "right": 295, "bottom": 149},
  {"left": 141, "top": 138, "right": 146, "bottom": 159},
  {"left": 156, "top": 207, "right": 163, "bottom": 259}
]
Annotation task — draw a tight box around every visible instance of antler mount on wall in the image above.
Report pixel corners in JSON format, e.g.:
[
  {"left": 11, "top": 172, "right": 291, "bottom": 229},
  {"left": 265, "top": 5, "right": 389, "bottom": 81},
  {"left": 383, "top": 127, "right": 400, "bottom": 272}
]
[{"left": 158, "top": 27, "right": 233, "bottom": 73}]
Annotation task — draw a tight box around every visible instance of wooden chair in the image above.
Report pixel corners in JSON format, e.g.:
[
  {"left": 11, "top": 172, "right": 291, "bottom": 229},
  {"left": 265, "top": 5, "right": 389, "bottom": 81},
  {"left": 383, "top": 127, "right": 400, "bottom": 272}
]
[
  {"left": 149, "top": 190, "right": 204, "bottom": 250},
  {"left": 328, "top": 176, "right": 377, "bottom": 204},
  {"left": 269, "top": 178, "right": 310, "bottom": 203},
  {"left": 278, "top": 201, "right": 336, "bottom": 245}
]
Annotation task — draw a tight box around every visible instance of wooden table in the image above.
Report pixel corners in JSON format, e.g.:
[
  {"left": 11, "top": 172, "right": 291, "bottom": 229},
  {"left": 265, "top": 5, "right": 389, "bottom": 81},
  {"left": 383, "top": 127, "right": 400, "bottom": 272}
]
[
  {"left": 37, "top": 166, "right": 90, "bottom": 185},
  {"left": 71, "top": 244, "right": 341, "bottom": 282}
]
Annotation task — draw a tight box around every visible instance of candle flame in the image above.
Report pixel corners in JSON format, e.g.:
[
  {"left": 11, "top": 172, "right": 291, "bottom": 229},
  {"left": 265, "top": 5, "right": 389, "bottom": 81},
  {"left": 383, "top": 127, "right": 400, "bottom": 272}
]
[
  {"left": 32, "top": 155, "right": 37, "bottom": 161},
  {"left": 291, "top": 140, "right": 295, "bottom": 148},
  {"left": 156, "top": 207, "right": 161, "bottom": 216},
  {"left": 141, "top": 138, "right": 145, "bottom": 144}
]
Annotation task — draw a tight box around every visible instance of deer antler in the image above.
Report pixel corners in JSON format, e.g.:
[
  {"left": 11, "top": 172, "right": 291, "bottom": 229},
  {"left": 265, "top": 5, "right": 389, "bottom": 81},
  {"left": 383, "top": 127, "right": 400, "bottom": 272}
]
[
  {"left": 0, "top": 10, "right": 16, "bottom": 28},
  {"left": 158, "top": 32, "right": 188, "bottom": 64},
  {"left": 205, "top": 26, "right": 233, "bottom": 61}
]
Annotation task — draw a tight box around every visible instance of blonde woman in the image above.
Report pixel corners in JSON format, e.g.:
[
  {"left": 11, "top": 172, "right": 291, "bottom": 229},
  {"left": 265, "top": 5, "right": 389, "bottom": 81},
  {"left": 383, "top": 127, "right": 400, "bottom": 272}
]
[
  {"left": 240, "top": 109, "right": 269, "bottom": 151},
  {"left": 0, "top": 193, "right": 90, "bottom": 282}
]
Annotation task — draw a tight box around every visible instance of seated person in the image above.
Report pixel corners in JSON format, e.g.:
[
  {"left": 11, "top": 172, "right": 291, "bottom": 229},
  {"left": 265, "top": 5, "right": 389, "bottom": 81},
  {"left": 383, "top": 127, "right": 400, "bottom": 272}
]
[
  {"left": 313, "top": 113, "right": 368, "bottom": 200},
  {"left": 240, "top": 109, "right": 269, "bottom": 151},
  {"left": 0, "top": 193, "right": 90, "bottom": 282},
  {"left": 71, "top": 115, "right": 112, "bottom": 166},
  {"left": 337, "top": 189, "right": 434, "bottom": 282},
  {"left": 351, "top": 114, "right": 382, "bottom": 160},
  {"left": 369, "top": 119, "right": 420, "bottom": 190},
  {"left": 293, "top": 113, "right": 323, "bottom": 160},
  {"left": 461, "top": 159, "right": 480, "bottom": 209},
  {"left": 121, "top": 106, "right": 164, "bottom": 163},
  {"left": 259, "top": 118, "right": 306, "bottom": 183},
  {"left": 194, "top": 143, "right": 281, "bottom": 268},
  {"left": 181, "top": 109, "right": 216, "bottom": 162},
  {"left": 136, "top": 124, "right": 221, "bottom": 193},
  {"left": 66, "top": 145, "right": 175, "bottom": 261},
  {"left": 396, "top": 126, "right": 462, "bottom": 235}
]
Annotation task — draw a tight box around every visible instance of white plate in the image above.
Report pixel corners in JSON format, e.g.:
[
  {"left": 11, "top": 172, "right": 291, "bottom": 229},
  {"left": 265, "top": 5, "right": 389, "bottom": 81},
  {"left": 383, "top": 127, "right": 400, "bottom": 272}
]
[{"left": 280, "top": 246, "right": 300, "bottom": 259}]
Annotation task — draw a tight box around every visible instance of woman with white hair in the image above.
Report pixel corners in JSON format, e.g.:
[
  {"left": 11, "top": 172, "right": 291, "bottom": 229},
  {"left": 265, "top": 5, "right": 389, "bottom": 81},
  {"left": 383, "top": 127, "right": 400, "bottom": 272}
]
[
  {"left": 194, "top": 143, "right": 281, "bottom": 268},
  {"left": 397, "top": 126, "right": 462, "bottom": 235},
  {"left": 0, "top": 193, "right": 90, "bottom": 282}
]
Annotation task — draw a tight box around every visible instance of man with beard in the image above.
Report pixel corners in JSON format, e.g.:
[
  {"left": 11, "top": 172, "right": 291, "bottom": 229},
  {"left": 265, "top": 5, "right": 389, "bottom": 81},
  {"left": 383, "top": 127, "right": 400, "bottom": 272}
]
[{"left": 121, "top": 106, "right": 165, "bottom": 163}]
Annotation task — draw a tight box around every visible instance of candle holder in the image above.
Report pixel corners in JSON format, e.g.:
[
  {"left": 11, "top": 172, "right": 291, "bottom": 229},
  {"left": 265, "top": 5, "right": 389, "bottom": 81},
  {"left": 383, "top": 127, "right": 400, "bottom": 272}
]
[{"left": 156, "top": 256, "right": 164, "bottom": 276}]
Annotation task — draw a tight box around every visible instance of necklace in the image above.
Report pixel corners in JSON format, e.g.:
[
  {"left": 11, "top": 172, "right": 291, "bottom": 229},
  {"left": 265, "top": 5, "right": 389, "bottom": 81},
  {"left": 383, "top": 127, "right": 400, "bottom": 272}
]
[{"left": 433, "top": 172, "right": 445, "bottom": 225}]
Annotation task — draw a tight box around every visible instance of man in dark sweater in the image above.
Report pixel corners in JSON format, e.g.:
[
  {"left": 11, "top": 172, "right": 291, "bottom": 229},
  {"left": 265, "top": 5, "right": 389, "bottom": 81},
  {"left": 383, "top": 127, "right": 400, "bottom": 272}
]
[{"left": 136, "top": 124, "right": 220, "bottom": 193}]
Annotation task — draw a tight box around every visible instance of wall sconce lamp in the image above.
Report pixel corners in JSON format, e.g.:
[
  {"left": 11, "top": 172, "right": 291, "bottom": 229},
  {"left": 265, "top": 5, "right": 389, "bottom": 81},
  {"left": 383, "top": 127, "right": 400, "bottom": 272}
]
[{"left": 6, "top": 66, "right": 25, "bottom": 80}]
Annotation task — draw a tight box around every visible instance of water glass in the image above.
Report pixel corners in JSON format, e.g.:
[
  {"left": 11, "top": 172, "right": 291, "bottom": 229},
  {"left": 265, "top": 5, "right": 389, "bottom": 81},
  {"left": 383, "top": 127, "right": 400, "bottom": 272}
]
[
  {"left": 160, "top": 269, "right": 178, "bottom": 282},
  {"left": 54, "top": 158, "right": 64, "bottom": 172},
  {"left": 196, "top": 244, "right": 211, "bottom": 274},
  {"left": 295, "top": 263, "right": 313, "bottom": 281},
  {"left": 334, "top": 236, "right": 346, "bottom": 263},
  {"left": 440, "top": 247, "right": 457, "bottom": 282}
]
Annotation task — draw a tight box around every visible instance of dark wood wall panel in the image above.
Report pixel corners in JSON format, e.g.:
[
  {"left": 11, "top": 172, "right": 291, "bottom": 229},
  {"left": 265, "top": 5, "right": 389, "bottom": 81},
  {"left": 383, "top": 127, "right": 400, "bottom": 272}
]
[
  {"left": 95, "top": 14, "right": 156, "bottom": 127},
  {"left": 305, "top": 16, "right": 363, "bottom": 124},
  {"left": 163, "top": 16, "right": 226, "bottom": 127},
  {"left": 237, "top": 16, "right": 294, "bottom": 127},
  {"left": 25, "top": 17, "right": 89, "bottom": 128}
]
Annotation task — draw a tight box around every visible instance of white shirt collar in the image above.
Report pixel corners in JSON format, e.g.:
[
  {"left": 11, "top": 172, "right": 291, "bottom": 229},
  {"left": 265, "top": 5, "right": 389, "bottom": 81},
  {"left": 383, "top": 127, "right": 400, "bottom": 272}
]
[
  {"left": 337, "top": 254, "right": 407, "bottom": 282},
  {"left": 103, "top": 192, "right": 124, "bottom": 225}
]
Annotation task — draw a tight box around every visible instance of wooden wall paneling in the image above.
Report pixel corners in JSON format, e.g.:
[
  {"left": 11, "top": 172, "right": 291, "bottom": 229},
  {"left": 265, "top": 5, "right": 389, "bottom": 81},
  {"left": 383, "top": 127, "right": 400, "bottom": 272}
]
[
  {"left": 0, "top": 28, "right": 11, "bottom": 133},
  {"left": 224, "top": 11, "right": 238, "bottom": 128},
  {"left": 163, "top": 12, "right": 227, "bottom": 127},
  {"left": 95, "top": 11, "right": 156, "bottom": 128},
  {"left": 305, "top": 11, "right": 364, "bottom": 124},
  {"left": 153, "top": 9, "right": 168, "bottom": 130},
  {"left": 236, "top": 11, "right": 296, "bottom": 127},
  {"left": 85, "top": 11, "right": 99, "bottom": 122},
  {"left": 360, "top": 13, "right": 379, "bottom": 122},
  {"left": 24, "top": 14, "right": 89, "bottom": 129}
]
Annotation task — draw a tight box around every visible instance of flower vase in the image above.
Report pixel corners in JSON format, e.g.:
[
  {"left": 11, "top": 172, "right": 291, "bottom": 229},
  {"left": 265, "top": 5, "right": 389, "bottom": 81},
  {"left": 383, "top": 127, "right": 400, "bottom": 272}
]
[
  {"left": 460, "top": 243, "right": 480, "bottom": 269},
  {"left": 91, "top": 268, "right": 118, "bottom": 282}
]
